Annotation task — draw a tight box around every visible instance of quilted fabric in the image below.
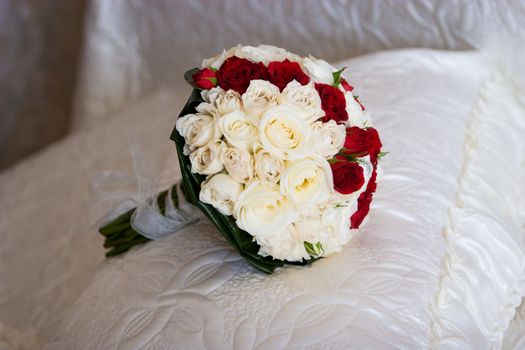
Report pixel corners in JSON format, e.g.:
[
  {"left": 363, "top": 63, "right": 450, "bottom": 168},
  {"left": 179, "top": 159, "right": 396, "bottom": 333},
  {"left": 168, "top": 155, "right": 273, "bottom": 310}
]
[
  {"left": 0, "top": 91, "right": 186, "bottom": 345},
  {"left": 40, "top": 49, "right": 508, "bottom": 349}
]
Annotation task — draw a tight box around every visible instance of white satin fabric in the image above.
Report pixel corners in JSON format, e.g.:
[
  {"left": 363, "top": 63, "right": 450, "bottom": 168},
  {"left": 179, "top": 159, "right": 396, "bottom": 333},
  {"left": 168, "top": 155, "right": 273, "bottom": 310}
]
[
  {"left": 73, "top": 0, "right": 525, "bottom": 130},
  {"left": 34, "top": 49, "right": 525, "bottom": 349},
  {"left": 431, "top": 65, "right": 525, "bottom": 349}
]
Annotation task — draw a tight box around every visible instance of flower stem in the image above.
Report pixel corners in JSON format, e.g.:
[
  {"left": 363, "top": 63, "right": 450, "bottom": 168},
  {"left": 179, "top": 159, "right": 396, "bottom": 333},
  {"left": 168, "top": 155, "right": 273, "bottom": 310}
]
[{"left": 99, "top": 184, "right": 179, "bottom": 257}]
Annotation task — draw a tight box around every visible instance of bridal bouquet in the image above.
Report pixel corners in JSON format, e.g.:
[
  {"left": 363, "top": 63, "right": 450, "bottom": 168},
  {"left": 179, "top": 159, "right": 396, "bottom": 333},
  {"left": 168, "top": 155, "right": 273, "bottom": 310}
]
[{"left": 98, "top": 45, "right": 383, "bottom": 273}]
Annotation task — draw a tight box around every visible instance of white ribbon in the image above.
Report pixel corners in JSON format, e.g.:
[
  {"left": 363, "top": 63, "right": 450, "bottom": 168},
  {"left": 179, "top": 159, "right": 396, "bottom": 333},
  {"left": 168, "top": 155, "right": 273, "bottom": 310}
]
[{"left": 91, "top": 139, "right": 200, "bottom": 240}]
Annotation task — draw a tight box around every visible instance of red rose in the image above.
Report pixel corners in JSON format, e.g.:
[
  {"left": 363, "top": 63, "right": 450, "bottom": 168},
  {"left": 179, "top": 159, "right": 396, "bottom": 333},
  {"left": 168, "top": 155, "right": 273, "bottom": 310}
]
[
  {"left": 344, "top": 127, "right": 382, "bottom": 162},
  {"left": 350, "top": 168, "right": 377, "bottom": 229},
  {"left": 216, "top": 56, "right": 269, "bottom": 94},
  {"left": 315, "top": 83, "right": 349, "bottom": 124},
  {"left": 192, "top": 68, "right": 217, "bottom": 90},
  {"left": 340, "top": 78, "right": 353, "bottom": 92},
  {"left": 330, "top": 160, "right": 365, "bottom": 195},
  {"left": 267, "top": 59, "right": 310, "bottom": 91}
]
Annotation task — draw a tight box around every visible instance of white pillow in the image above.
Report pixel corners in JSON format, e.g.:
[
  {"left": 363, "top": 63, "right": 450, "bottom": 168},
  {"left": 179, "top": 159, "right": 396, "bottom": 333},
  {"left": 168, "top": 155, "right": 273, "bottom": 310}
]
[
  {"left": 1, "top": 48, "right": 523, "bottom": 349},
  {"left": 46, "top": 48, "right": 525, "bottom": 349}
]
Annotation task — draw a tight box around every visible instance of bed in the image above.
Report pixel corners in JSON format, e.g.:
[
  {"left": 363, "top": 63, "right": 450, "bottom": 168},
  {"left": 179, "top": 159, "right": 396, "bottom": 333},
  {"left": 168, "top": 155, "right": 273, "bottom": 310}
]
[{"left": 1, "top": 1, "right": 525, "bottom": 349}]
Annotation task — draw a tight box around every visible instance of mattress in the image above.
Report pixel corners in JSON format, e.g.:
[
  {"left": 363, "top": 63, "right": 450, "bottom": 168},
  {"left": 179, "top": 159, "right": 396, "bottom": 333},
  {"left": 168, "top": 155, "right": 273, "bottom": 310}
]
[{"left": 1, "top": 48, "right": 525, "bottom": 349}]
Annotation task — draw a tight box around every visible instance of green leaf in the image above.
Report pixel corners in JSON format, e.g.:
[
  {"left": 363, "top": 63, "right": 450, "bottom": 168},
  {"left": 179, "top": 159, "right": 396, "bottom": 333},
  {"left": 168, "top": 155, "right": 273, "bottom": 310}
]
[
  {"left": 304, "top": 241, "right": 324, "bottom": 258},
  {"left": 378, "top": 151, "right": 389, "bottom": 159},
  {"left": 184, "top": 68, "right": 201, "bottom": 88},
  {"left": 332, "top": 67, "right": 346, "bottom": 87},
  {"left": 337, "top": 153, "right": 359, "bottom": 163},
  {"left": 304, "top": 241, "right": 315, "bottom": 255},
  {"left": 336, "top": 149, "right": 369, "bottom": 162}
]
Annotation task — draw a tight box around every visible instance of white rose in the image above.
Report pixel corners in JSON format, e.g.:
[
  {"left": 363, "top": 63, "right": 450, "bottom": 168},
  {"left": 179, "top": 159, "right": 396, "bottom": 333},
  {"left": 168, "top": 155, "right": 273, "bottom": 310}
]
[
  {"left": 221, "top": 147, "right": 254, "bottom": 183},
  {"left": 254, "top": 149, "right": 284, "bottom": 185},
  {"left": 344, "top": 91, "right": 367, "bottom": 127},
  {"left": 281, "top": 81, "right": 324, "bottom": 123},
  {"left": 321, "top": 204, "right": 353, "bottom": 254},
  {"left": 189, "top": 141, "right": 225, "bottom": 175},
  {"left": 294, "top": 211, "right": 330, "bottom": 256},
  {"left": 259, "top": 105, "right": 314, "bottom": 160},
  {"left": 201, "top": 44, "right": 242, "bottom": 69},
  {"left": 238, "top": 45, "right": 290, "bottom": 65},
  {"left": 302, "top": 57, "right": 337, "bottom": 84},
  {"left": 256, "top": 224, "right": 310, "bottom": 262},
  {"left": 201, "top": 87, "right": 222, "bottom": 103},
  {"left": 312, "top": 120, "right": 345, "bottom": 158},
  {"left": 215, "top": 89, "right": 243, "bottom": 115},
  {"left": 218, "top": 110, "right": 259, "bottom": 152},
  {"left": 199, "top": 173, "right": 243, "bottom": 215},
  {"left": 242, "top": 80, "right": 280, "bottom": 118},
  {"left": 195, "top": 102, "right": 217, "bottom": 117},
  {"left": 202, "top": 45, "right": 302, "bottom": 69},
  {"left": 234, "top": 181, "right": 297, "bottom": 236},
  {"left": 198, "top": 89, "right": 242, "bottom": 117},
  {"left": 290, "top": 205, "right": 356, "bottom": 259},
  {"left": 279, "top": 156, "right": 333, "bottom": 208},
  {"left": 176, "top": 113, "right": 222, "bottom": 154}
]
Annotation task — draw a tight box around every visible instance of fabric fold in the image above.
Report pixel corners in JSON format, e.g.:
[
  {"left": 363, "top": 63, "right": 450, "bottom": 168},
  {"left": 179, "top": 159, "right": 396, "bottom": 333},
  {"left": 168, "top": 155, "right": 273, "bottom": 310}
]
[{"left": 431, "top": 68, "right": 525, "bottom": 349}]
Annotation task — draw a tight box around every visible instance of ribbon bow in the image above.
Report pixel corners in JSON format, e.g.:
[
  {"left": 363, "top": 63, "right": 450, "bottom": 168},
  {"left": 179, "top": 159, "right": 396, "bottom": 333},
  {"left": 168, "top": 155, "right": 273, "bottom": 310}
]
[{"left": 91, "top": 140, "right": 200, "bottom": 240}]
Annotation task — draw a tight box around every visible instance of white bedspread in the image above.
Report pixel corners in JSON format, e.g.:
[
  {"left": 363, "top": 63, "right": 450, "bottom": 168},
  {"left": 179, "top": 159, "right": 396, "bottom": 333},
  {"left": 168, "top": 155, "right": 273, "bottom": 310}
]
[{"left": 1, "top": 49, "right": 525, "bottom": 349}]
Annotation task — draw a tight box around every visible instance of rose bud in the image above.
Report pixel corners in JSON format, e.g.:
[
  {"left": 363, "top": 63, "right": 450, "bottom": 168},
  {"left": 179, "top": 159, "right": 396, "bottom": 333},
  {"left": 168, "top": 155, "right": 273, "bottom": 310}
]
[{"left": 193, "top": 68, "right": 218, "bottom": 90}]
